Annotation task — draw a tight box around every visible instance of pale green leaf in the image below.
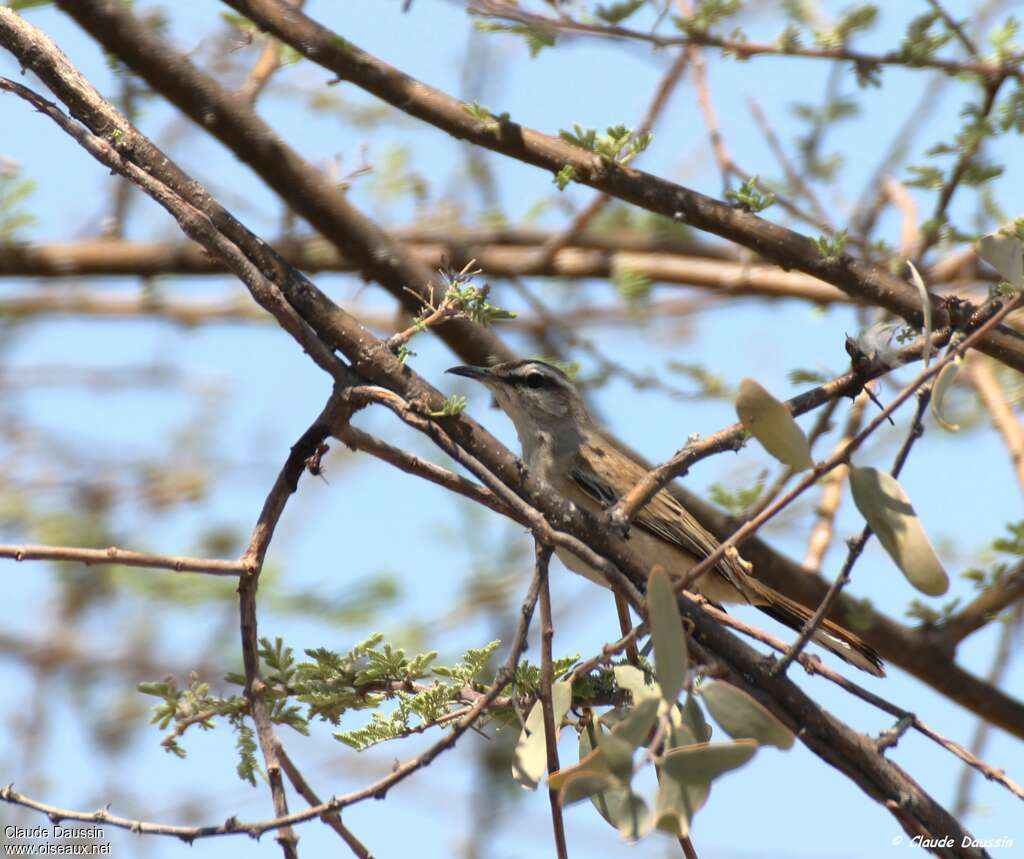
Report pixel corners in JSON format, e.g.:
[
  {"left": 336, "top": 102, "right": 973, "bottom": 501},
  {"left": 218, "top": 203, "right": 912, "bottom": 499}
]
[
  {"left": 661, "top": 739, "right": 759, "bottom": 783},
  {"left": 559, "top": 771, "right": 617, "bottom": 805},
  {"left": 681, "top": 693, "right": 712, "bottom": 743},
  {"left": 647, "top": 567, "right": 688, "bottom": 704},
  {"left": 906, "top": 260, "right": 933, "bottom": 368},
  {"left": 655, "top": 739, "right": 757, "bottom": 834},
  {"left": 849, "top": 466, "right": 950, "bottom": 596},
  {"left": 610, "top": 695, "right": 660, "bottom": 748},
  {"left": 616, "top": 791, "right": 653, "bottom": 841},
  {"left": 613, "top": 664, "right": 658, "bottom": 702},
  {"left": 653, "top": 768, "right": 695, "bottom": 838},
  {"left": 930, "top": 359, "right": 962, "bottom": 432},
  {"left": 597, "top": 730, "right": 637, "bottom": 780},
  {"left": 735, "top": 378, "right": 814, "bottom": 471},
  {"left": 700, "top": 681, "right": 795, "bottom": 749},
  {"left": 576, "top": 721, "right": 633, "bottom": 828},
  {"left": 548, "top": 744, "right": 611, "bottom": 793},
  {"left": 977, "top": 225, "right": 1024, "bottom": 288},
  {"left": 511, "top": 680, "right": 573, "bottom": 789}
]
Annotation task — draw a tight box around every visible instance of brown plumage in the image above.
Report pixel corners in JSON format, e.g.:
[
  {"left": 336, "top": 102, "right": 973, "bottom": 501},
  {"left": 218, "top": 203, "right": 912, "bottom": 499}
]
[{"left": 448, "top": 359, "right": 884, "bottom": 677}]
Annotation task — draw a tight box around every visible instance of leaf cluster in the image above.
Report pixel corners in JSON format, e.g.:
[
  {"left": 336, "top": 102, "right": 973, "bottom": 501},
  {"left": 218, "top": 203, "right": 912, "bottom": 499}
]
[{"left": 559, "top": 124, "right": 653, "bottom": 166}]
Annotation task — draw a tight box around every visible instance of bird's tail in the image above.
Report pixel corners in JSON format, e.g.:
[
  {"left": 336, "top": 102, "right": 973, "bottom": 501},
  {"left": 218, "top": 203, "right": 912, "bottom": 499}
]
[{"left": 748, "top": 585, "right": 885, "bottom": 677}]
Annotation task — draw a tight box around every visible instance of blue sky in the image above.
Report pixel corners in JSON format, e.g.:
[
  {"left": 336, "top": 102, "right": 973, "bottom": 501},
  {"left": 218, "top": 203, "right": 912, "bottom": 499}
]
[{"left": 1, "top": 1, "right": 1022, "bottom": 857}]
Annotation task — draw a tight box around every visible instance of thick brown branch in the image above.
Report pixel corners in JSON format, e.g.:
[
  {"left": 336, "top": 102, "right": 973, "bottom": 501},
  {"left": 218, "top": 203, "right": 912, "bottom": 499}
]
[
  {"left": 0, "top": 7, "right": 1009, "bottom": 849},
  {"left": 223, "top": 0, "right": 1024, "bottom": 373},
  {"left": 52, "top": 0, "right": 515, "bottom": 371},
  {"left": 0, "top": 235, "right": 859, "bottom": 304}
]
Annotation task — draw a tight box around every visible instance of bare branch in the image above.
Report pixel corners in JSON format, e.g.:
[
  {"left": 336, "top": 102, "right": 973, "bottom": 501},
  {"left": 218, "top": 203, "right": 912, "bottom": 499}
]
[
  {"left": 536, "top": 543, "right": 568, "bottom": 859},
  {"left": 0, "top": 544, "right": 244, "bottom": 575}
]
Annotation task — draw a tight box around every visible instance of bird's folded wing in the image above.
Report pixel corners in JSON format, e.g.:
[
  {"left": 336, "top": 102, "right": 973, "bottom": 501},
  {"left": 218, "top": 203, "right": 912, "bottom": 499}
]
[{"left": 569, "top": 444, "right": 751, "bottom": 594}]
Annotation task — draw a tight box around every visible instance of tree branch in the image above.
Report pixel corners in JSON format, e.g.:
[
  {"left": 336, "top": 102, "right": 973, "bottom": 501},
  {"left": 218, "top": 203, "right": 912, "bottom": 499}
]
[
  {"left": 222, "top": 0, "right": 1024, "bottom": 373},
  {"left": 0, "top": 544, "right": 244, "bottom": 575}
]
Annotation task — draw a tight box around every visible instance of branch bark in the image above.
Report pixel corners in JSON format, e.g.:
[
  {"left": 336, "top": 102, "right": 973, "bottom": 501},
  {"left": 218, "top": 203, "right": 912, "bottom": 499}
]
[{"left": 222, "top": 0, "right": 1024, "bottom": 374}]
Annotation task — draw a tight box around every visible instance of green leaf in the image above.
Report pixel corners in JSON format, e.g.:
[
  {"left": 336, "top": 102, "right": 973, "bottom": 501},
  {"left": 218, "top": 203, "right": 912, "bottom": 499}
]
[
  {"left": 474, "top": 22, "right": 555, "bottom": 57},
  {"left": 906, "top": 261, "right": 932, "bottom": 368},
  {"left": 724, "top": 175, "right": 776, "bottom": 213},
  {"left": 596, "top": 0, "right": 647, "bottom": 25},
  {"left": 930, "top": 359, "right": 962, "bottom": 432},
  {"left": 654, "top": 765, "right": 698, "bottom": 837},
  {"left": 655, "top": 739, "right": 757, "bottom": 834},
  {"left": 613, "top": 664, "right": 657, "bottom": 703},
  {"left": 977, "top": 224, "right": 1024, "bottom": 289},
  {"left": 681, "top": 693, "right": 712, "bottom": 743},
  {"left": 597, "top": 730, "right": 637, "bottom": 780},
  {"left": 700, "top": 681, "right": 795, "bottom": 749},
  {"left": 615, "top": 791, "right": 652, "bottom": 841},
  {"left": 612, "top": 267, "right": 653, "bottom": 303},
  {"left": 610, "top": 695, "right": 660, "bottom": 748},
  {"left": 548, "top": 744, "right": 612, "bottom": 794},
  {"left": 849, "top": 467, "right": 950, "bottom": 596},
  {"left": 575, "top": 722, "right": 633, "bottom": 828},
  {"left": 511, "top": 681, "right": 573, "bottom": 789},
  {"left": 647, "top": 567, "right": 688, "bottom": 704},
  {"left": 559, "top": 771, "right": 617, "bottom": 805},
  {"left": 553, "top": 164, "right": 576, "bottom": 191},
  {"left": 735, "top": 378, "right": 814, "bottom": 471},
  {"left": 661, "top": 738, "right": 759, "bottom": 782}
]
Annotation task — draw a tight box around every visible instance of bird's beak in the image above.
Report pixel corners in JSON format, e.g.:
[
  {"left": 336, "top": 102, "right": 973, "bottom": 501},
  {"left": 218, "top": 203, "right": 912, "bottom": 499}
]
[{"left": 446, "top": 365, "right": 494, "bottom": 382}]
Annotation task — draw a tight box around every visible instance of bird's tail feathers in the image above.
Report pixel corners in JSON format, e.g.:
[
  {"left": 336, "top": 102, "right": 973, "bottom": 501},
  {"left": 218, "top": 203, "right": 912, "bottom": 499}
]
[{"left": 751, "top": 589, "right": 885, "bottom": 678}]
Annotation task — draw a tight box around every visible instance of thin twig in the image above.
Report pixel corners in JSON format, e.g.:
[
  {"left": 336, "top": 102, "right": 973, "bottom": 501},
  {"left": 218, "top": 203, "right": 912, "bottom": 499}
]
[
  {"left": 345, "top": 385, "right": 645, "bottom": 610},
  {"left": 0, "top": 544, "right": 245, "bottom": 575},
  {"left": 530, "top": 49, "right": 688, "bottom": 271},
  {"left": 1, "top": 562, "right": 547, "bottom": 841},
  {"left": 276, "top": 742, "right": 374, "bottom": 859},
  {"left": 237, "top": 0, "right": 305, "bottom": 104},
  {"left": 614, "top": 295, "right": 1022, "bottom": 587},
  {"left": 803, "top": 389, "right": 871, "bottom": 571},
  {"left": 468, "top": 1, "right": 1024, "bottom": 79},
  {"left": 772, "top": 387, "right": 932, "bottom": 676},
  {"left": 952, "top": 605, "right": 1022, "bottom": 817},
  {"left": 690, "top": 596, "right": 1024, "bottom": 805},
  {"left": 536, "top": 543, "right": 568, "bottom": 859}
]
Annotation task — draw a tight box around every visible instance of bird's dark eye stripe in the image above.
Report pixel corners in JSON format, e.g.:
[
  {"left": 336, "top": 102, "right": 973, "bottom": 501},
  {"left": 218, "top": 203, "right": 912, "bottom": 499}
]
[{"left": 518, "top": 372, "right": 548, "bottom": 389}]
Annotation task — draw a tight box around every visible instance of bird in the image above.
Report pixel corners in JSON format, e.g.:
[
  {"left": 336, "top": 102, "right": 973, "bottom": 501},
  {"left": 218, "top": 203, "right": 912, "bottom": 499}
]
[{"left": 447, "top": 358, "right": 884, "bottom": 677}]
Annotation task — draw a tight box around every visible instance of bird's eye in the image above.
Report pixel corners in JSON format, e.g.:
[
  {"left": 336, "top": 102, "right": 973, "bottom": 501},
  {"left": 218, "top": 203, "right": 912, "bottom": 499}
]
[{"left": 525, "top": 372, "right": 546, "bottom": 389}]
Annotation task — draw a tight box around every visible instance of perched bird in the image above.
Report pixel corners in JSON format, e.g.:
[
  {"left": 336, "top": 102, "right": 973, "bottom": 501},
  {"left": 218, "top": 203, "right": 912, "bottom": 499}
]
[{"left": 448, "top": 359, "right": 884, "bottom": 677}]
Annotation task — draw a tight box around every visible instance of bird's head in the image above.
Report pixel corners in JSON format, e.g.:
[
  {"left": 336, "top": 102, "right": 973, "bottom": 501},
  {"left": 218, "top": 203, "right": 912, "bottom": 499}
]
[{"left": 446, "top": 360, "right": 592, "bottom": 449}]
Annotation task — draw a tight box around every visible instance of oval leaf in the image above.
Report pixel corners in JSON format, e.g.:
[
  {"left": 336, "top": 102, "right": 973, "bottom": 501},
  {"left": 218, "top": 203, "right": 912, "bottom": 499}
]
[
  {"left": 613, "top": 664, "right": 657, "bottom": 703},
  {"left": 647, "top": 567, "right": 688, "bottom": 704},
  {"left": 977, "top": 227, "right": 1024, "bottom": 289},
  {"left": 700, "top": 681, "right": 795, "bottom": 749},
  {"left": 681, "top": 693, "right": 712, "bottom": 744},
  {"left": 577, "top": 720, "right": 634, "bottom": 829},
  {"left": 906, "top": 260, "right": 933, "bottom": 368},
  {"left": 597, "top": 730, "right": 637, "bottom": 780},
  {"left": 560, "top": 771, "right": 617, "bottom": 806},
  {"left": 548, "top": 745, "right": 610, "bottom": 793},
  {"left": 610, "top": 695, "right": 660, "bottom": 749},
  {"left": 735, "top": 378, "right": 814, "bottom": 471},
  {"left": 616, "top": 791, "right": 653, "bottom": 841},
  {"left": 653, "top": 768, "right": 697, "bottom": 838},
  {"left": 511, "top": 680, "right": 573, "bottom": 789},
  {"left": 930, "top": 359, "right": 961, "bottom": 432},
  {"left": 849, "top": 466, "right": 950, "bottom": 596},
  {"left": 661, "top": 739, "right": 758, "bottom": 784}
]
